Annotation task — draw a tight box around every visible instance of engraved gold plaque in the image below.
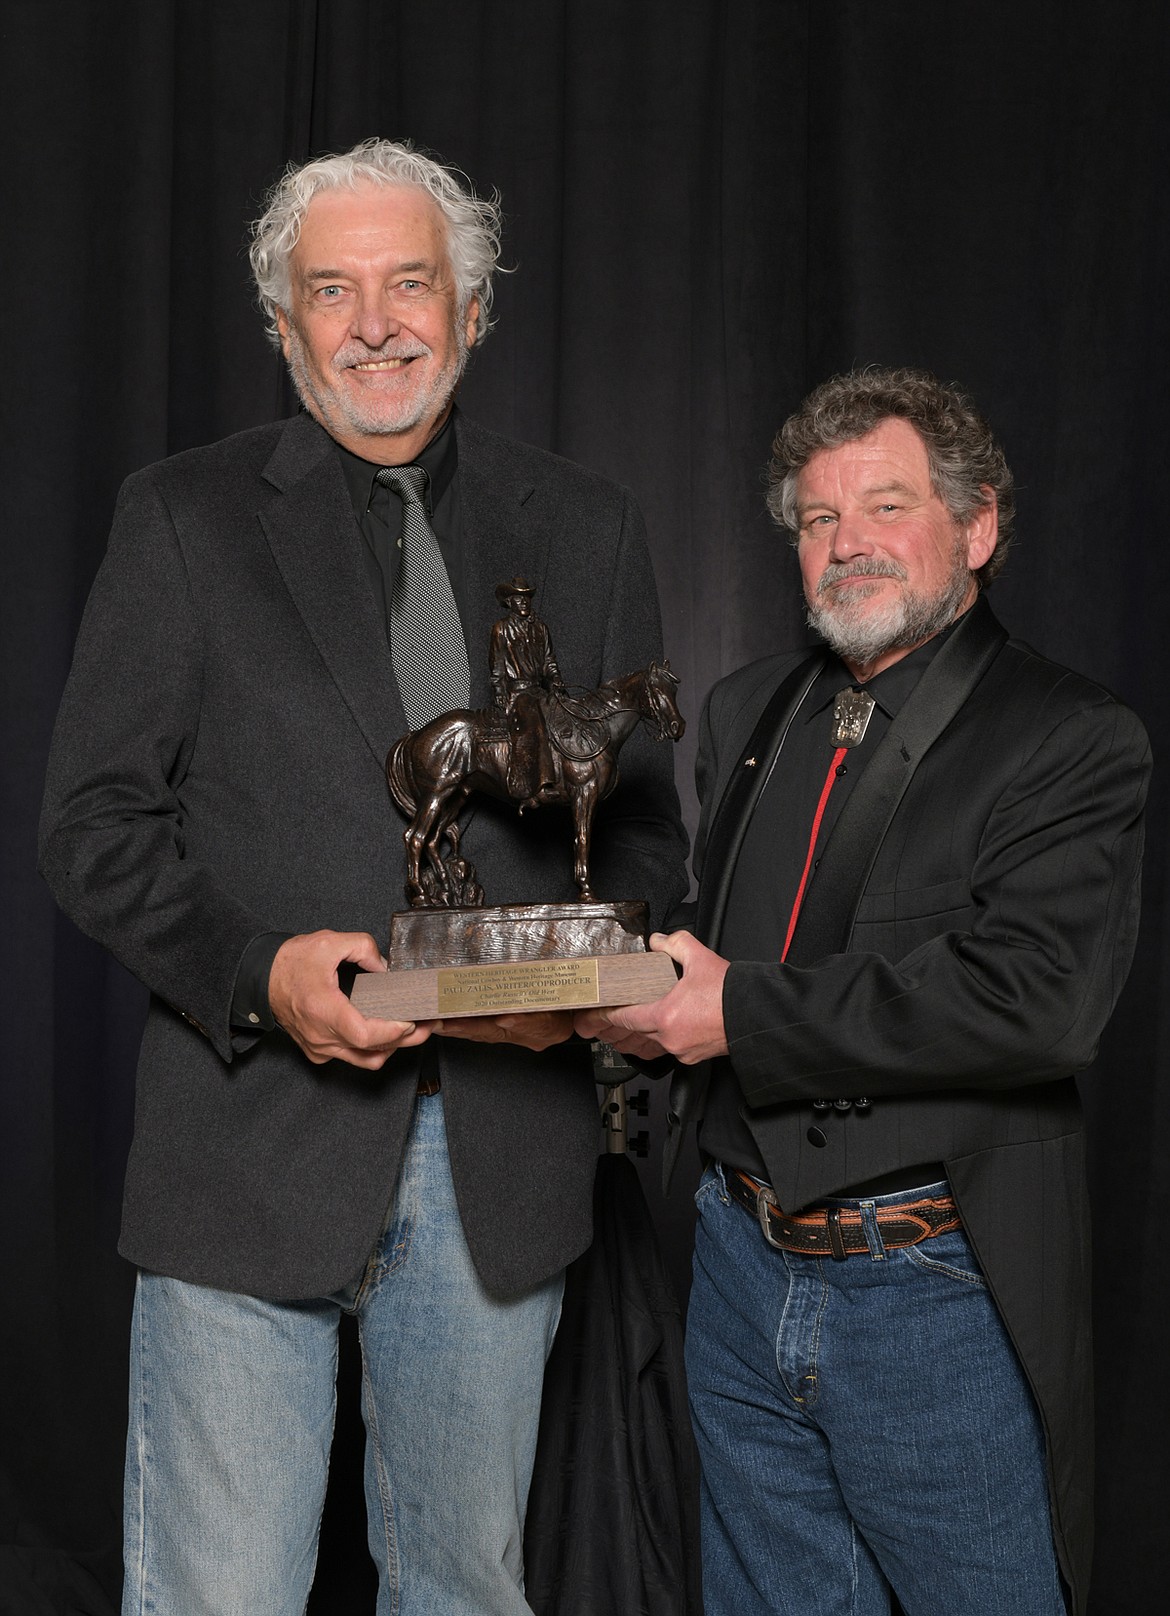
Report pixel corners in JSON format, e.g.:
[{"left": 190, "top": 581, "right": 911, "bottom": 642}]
[
  {"left": 347, "top": 924, "right": 675, "bottom": 1021},
  {"left": 436, "top": 958, "right": 601, "bottom": 1016}
]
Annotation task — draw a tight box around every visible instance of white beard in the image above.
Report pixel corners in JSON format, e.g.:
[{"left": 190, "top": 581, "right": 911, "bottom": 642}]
[
  {"left": 284, "top": 324, "right": 467, "bottom": 443},
  {"left": 806, "top": 555, "right": 972, "bottom": 669}
]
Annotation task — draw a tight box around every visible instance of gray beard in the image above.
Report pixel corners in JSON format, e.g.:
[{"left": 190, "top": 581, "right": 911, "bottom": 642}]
[
  {"left": 806, "top": 557, "right": 972, "bottom": 669},
  {"left": 284, "top": 325, "right": 466, "bottom": 442}
]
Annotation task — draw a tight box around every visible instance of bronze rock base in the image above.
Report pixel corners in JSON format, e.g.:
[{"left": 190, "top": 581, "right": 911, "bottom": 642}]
[{"left": 350, "top": 900, "right": 677, "bottom": 1021}]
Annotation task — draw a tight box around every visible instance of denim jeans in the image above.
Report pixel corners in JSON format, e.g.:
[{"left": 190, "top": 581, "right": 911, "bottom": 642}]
[
  {"left": 122, "top": 1091, "right": 564, "bottom": 1616},
  {"left": 687, "top": 1163, "right": 1067, "bottom": 1616}
]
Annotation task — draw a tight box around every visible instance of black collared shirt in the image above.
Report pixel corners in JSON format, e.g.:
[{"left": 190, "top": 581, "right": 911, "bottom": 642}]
[
  {"left": 699, "top": 622, "right": 957, "bottom": 1183},
  {"left": 334, "top": 406, "right": 465, "bottom": 633}
]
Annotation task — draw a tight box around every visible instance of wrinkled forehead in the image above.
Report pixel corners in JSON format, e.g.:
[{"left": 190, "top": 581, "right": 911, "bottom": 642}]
[
  {"left": 294, "top": 181, "right": 452, "bottom": 272},
  {"left": 798, "top": 418, "right": 934, "bottom": 499}
]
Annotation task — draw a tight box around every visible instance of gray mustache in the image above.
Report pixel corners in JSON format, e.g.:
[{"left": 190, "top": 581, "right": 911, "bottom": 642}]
[
  {"left": 335, "top": 344, "right": 431, "bottom": 368},
  {"left": 817, "top": 559, "right": 907, "bottom": 594}
]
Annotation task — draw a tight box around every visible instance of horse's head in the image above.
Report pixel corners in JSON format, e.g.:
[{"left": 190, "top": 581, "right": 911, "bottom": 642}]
[{"left": 641, "top": 660, "right": 685, "bottom": 741}]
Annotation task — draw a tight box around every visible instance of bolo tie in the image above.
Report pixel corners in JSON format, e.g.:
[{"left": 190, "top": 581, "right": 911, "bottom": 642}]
[{"left": 779, "top": 687, "right": 876, "bottom": 961}]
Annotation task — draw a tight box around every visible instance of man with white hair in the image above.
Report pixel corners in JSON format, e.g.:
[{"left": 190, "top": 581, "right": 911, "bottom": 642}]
[{"left": 40, "top": 138, "right": 686, "bottom": 1614}]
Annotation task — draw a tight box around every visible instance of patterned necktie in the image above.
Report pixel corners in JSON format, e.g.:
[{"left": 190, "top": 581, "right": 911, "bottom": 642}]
[{"left": 376, "top": 464, "right": 470, "bottom": 729}]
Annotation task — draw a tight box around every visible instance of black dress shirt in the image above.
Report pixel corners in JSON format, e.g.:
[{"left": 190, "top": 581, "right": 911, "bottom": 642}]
[
  {"left": 334, "top": 406, "right": 464, "bottom": 629},
  {"left": 699, "top": 621, "right": 959, "bottom": 1193}
]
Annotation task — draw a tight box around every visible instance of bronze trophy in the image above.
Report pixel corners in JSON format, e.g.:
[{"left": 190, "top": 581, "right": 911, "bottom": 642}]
[{"left": 350, "top": 577, "right": 684, "bottom": 1022}]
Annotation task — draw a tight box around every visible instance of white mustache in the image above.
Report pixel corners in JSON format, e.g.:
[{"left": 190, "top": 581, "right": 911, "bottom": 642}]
[
  {"left": 818, "top": 558, "right": 907, "bottom": 595},
  {"left": 334, "top": 342, "right": 431, "bottom": 369}
]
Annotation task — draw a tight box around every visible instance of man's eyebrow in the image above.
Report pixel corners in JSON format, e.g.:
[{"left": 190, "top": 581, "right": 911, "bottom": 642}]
[
  {"left": 796, "top": 494, "right": 838, "bottom": 518},
  {"left": 301, "top": 261, "right": 438, "bottom": 283},
  {"left": 863, "top": 479, "right": 918, "bottom": 500},
  {"left": 796, "top": 479, "right": 920, "bottom": 519}
]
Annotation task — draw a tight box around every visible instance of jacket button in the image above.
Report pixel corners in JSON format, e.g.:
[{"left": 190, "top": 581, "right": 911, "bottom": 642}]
[
  {"left": 807, "top": 1126, "right": 828, "bottom": 1148},
  {"left": 833, "top": 1098, "right": 852, "bottom": 1111}
]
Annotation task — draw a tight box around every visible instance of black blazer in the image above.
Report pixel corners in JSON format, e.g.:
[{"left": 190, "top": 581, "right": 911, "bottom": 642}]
[
  {"left": 664, "top": 598, "right": 1149, "bottom": 1612},
  {"left": 39, "top": 411, "right": 688, "bottom": 1302}
]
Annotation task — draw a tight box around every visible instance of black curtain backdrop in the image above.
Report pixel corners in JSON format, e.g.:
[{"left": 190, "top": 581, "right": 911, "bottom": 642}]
[{"left": 2, "top": 2, "right": 1167, "bottom": 1610}]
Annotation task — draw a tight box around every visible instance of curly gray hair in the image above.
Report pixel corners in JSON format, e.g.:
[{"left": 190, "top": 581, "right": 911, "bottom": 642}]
[
  {"left": 249, "top": 137, "right": 503, "bottom": 348},
  {"left": 767, "top": 367, "right": 1015, "bottom": 585}
]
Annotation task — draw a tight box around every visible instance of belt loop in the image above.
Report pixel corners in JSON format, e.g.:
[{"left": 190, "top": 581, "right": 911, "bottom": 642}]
[
  {"left": 710, "top": 1160, "right": 731, "bottom": 1204},
  {"left": 826, "top": 1208, "right": 848, "bottom": 1262},
  {"left": 859, "top": 1200, "right": 886, "bottom": 1260}
]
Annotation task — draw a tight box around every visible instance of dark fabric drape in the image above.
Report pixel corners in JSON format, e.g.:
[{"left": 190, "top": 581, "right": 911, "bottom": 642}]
[
  {"left": 2, "top": 2, "right": 1166, "bottom": 1611},
  {"left": 524, "top": 1153, "right": 702, "bottom": 1616}
]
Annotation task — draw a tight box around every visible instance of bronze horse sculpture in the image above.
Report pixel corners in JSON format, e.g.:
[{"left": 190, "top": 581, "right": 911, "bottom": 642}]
[{"left": 387, "top": 661, "right": 684, "bottom": 907}]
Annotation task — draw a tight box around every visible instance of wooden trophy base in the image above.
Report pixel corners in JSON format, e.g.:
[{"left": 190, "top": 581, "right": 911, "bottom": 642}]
[{"left": 349, "top": 899, "right": 676, "bottom": 1021}]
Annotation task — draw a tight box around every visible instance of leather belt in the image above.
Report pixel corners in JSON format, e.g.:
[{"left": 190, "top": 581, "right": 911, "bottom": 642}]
[
  {"left": 416, "top": 1072, "right": 441, "bottom": 1096},
  {"left": 727, "top": 1169, "right": 960, "bottom": 1261}
]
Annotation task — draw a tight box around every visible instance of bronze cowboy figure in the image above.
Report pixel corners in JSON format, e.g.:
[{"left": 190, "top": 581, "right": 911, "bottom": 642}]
[
  {"left": 387, "top": 579, "right": 685, "bottom": 908},
  {"left": 489, "top": 577, "right": 566, "bottom": 810}
]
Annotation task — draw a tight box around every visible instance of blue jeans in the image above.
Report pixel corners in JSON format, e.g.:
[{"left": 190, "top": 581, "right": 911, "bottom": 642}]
[
  {"left": 122, "top": 1092, "right": 564, "bottom": 1616},
  {"left": 687, "top": 1164, "right": 1067, "bottom": 1616}
]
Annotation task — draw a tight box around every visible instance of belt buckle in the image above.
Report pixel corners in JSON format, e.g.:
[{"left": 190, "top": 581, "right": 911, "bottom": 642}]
[{"left": 754, "top": 1180, "right": 783, "bottom": 1249}]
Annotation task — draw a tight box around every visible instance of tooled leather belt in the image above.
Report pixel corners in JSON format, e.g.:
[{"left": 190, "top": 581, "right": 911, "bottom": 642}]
[{"left": 726, "top": 1169, "right": 961, "bottom": 1261}]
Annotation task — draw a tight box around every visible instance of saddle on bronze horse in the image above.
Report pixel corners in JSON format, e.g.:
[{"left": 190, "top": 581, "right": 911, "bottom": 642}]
[{"left": 543, "top": 689, "right": 613, "bottom": 762}]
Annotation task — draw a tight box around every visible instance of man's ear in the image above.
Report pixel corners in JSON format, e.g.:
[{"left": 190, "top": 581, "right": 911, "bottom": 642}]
[
  {"left": 965, "top": 488, "right": 998, "bottom": 574},
  {"left": 275, "top": 307, "right": 292, "bottom": 360}
]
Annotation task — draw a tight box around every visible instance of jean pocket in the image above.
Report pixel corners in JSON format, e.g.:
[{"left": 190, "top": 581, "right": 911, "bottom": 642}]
[
  {"left": 903, "top": 1230, "right": 988, "bottom": 1287},
  {"left": 694, "top": 1163, "right": 729, "bottom": 1209}
]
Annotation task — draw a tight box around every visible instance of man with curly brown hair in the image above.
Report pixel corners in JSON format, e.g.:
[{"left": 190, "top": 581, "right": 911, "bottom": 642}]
[{"left": 580, "top": 368, "right": 1149, "bottom": 1616}]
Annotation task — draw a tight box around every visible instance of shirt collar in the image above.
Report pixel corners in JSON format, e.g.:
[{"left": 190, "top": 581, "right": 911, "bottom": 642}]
[
  {"left": 802, "top": 608, "right": 965, "bottom": 725},
  {"left": 332, "top": 406, "right": 460, "bottom": 520}
]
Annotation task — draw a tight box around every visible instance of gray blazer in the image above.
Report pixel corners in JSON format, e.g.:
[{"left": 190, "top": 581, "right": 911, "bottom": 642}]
[
  {"left": 39, "top": 411, "right": 688, "bottom": 1301},
  {"left": 663, "top": 597, "right": 1149, "bottom": 1612}
]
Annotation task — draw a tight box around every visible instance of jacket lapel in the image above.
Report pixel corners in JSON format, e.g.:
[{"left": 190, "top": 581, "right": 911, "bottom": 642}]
[
  {"left": 665, "top": 657, "right": 822, "bottom": 1192},
  {"left": 697, "top": 658, "right": 824, "bottom": 945},
  {"left": 786, "top": 597, "right": 1009, "bottom": 965},
  {"left": 258, "top": 415, "right": 404, "bottom": 768}
]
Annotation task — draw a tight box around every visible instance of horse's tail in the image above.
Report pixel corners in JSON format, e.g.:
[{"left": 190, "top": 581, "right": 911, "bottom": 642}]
[{"left": 385, "top": 736, "right": 416, "bottom": 817}]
